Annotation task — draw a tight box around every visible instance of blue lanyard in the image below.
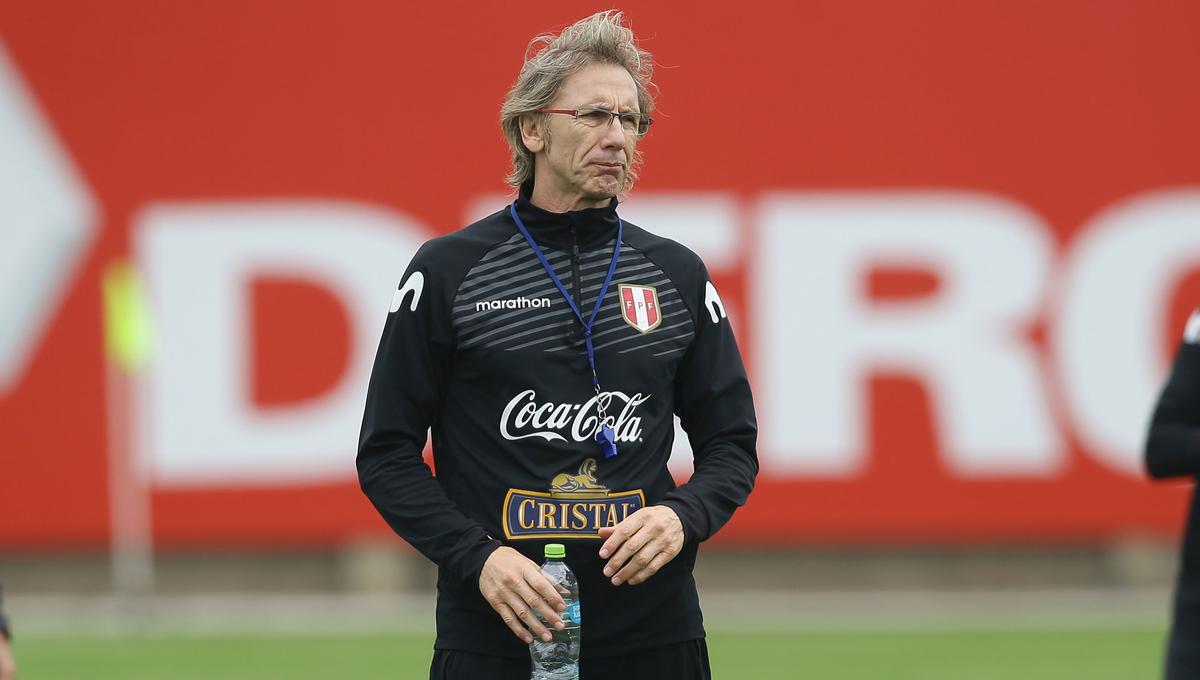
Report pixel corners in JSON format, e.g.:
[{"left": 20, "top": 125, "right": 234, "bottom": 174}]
[{"left": 509, "top": 202, "right": 623, "bottom": 457}]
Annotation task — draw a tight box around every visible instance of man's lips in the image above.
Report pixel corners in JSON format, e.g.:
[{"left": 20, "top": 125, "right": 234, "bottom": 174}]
[{"left": 592, "top": 161, "right": 624, "bottom": 175}]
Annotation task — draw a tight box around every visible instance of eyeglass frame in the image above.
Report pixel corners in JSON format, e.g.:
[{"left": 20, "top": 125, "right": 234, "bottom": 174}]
[{"left": 535, "top": 107, "right": 654, "bottom": 137}]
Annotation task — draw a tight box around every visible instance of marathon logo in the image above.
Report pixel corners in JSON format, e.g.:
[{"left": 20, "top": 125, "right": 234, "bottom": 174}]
[
  {"left": 475, "top": 296, "right": 552, "bottom": 312},
  {"left": 503, "top": 458, "right": 645, "bottom": 540}
]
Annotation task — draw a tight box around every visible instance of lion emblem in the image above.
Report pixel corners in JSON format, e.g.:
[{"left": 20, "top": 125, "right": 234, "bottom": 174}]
[{"left": 549, "top": 458, "right": 610, "bottom": 497}]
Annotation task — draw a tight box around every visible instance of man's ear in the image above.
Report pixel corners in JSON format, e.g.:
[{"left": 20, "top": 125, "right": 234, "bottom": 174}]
[{"left": 519, "top": 113, "right": 546, "bottom": 154}]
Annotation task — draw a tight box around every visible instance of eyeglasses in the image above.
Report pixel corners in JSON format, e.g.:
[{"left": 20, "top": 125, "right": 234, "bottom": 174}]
[{"left": 536, "top": 107, "right": 653, "bottom": 137}]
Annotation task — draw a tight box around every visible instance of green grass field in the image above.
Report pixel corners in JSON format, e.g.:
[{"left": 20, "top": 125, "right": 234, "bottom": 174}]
[{"left": 14, "top": 628, "right": 1166, "bottom": 679}]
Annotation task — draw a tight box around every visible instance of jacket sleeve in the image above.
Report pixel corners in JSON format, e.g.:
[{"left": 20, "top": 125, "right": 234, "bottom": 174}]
[
  {"left": 658, "top": 262, "right": 759, "bottom": 543},
  {"left": 0, "top": 579, "right": 9, "bottom": 640},
  {"left": 357, "top": 244, "right": 501, "bottom": 585},
  {"left": 1145, "top": 309, "right": 1200, "bottom": 479}
]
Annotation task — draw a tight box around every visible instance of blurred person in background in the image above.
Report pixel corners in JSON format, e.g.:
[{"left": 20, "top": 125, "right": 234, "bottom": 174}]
[
  {"left": 357, "top": 10, "right": 757, "bottom": 680},
  {"left": 0, "top": 580, "right": 15, "bottom": 680},
  {"left": 1146, "top": 307, "right": 1200, "bottom": 680}
]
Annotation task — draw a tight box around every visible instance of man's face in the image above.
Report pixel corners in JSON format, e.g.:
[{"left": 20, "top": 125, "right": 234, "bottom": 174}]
[{"left": 524, "top": 62, "right": 641, "bottom": 209}]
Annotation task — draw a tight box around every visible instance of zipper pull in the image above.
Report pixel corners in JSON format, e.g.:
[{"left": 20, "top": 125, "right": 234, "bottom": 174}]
[{"left": 570, "top": 225, "right": 583, "bottom": 342}]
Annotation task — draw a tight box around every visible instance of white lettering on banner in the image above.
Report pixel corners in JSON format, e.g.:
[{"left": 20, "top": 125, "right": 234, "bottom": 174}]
[
  {"left": 134, "top": 201, "right": 430, "bottom": 485},
  {"left": 121, "top": 188, "right": 1199, "bottom": 487},
  {"left": 500, "top": 389, "right": 650, "bottom": 443},
  {"left": 755, "top": 193, "right": 1063, "bottom": 477},
  {"left": 1053, "top": 189, "right": 1200, "bottom": 475},
  {"left": 0, "top": 40, "right": 98, "bottom": 393}
]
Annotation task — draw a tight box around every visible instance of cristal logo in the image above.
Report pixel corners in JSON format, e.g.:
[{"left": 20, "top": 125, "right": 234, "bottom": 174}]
[{"left": 500, "top": 389, "right": 650, "bottom": 443}]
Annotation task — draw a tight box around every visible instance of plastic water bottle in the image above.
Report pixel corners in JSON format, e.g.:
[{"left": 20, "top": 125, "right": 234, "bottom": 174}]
[{"left": 530, "top": 543, "right": 581, "bottom": 680}]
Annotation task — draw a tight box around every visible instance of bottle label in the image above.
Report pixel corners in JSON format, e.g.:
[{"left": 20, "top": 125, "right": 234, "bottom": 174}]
[{"left": 566, "top": 601, "right": 581, "bottom": 625}]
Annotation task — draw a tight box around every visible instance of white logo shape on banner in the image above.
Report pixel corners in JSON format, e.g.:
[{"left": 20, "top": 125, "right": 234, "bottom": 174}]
[{"left": 0, "top": 39, "right": 98, "bottom": 392}]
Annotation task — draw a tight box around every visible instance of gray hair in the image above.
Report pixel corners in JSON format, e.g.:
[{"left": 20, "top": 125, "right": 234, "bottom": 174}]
[{"left": 499, "top": 10, "right": 656, "bottom": 191}]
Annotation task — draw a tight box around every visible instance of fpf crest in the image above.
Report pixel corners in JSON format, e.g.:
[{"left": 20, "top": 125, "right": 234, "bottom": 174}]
[{"left": 618, "top": 284, "right": 662, "bottom": 333}]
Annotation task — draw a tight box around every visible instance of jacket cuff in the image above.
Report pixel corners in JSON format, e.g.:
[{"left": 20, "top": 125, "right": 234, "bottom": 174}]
[
  {"left": 462, "top": 534, "right": 504, "bottom": 587},
  {"left": 656, "top": 499, "right": 698, "bottom": 545}
]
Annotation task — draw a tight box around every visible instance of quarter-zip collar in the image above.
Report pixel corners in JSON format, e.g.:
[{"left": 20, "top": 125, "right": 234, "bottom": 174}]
[{"left": 511, "top": 181, "right": 621, "bottom": 251}]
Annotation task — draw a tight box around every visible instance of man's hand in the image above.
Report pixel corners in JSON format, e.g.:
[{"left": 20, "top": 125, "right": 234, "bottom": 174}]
[
  {"left": 0, "top": 634, "right": 14, "bottom": 680},
  {"left": 597, "top": 505, "right": 684, "bottom": 586},
  {"left": 479, "top": 546, "right": 566, "bottom": 645}
]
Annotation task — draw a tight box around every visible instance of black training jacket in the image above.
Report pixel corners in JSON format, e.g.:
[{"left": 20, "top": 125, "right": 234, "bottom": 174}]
[
  {"left": 1147, "top": 308, "right": 1200, "bottom": 679},
  {"left": 358, "top": 186, "right": 758, "bottom": 659}
]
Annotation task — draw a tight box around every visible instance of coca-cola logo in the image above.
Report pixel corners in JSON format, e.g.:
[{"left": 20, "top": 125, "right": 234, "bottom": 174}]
[{"left": 500, "top": 389, "right": 651, "bottom": 443}]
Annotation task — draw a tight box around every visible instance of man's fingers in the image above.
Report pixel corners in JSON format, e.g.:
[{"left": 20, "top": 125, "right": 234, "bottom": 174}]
[
  {"left": 491, "top": 600, "right": 533, "bottom": 644},
  {"left": 503, "top": 589, "right": 553, "bottom": 642},
  {"left": 479, "top": 547, "right": 571, "bottom": 643},
  {"left": 609, "top": 510, "right": 686, "bottom": 585},
  {"left": 626, "top": 549, "right": 676, "bottom": 586},
  {"left": 612, "top": 535, "right": 664, "bottom": 584},
  {"left": 514, "top": 576, "right": 564, "bottom": 630},
  {"left": 603, "top": 530, "right": 650, "bottom": 578},
  {"left": 598, "top": 511, "right": 647, "bottom": 559},
  {"left": 525, "top": 565, "right": 567, "bottom": 612}
]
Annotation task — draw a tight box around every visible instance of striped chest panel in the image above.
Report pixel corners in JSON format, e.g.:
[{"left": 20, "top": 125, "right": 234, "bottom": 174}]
[{"left": 451, "top": 233, "right": 695, "bottom": 357}]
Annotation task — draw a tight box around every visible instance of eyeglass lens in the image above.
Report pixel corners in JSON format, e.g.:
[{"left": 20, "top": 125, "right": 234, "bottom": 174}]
[{"left": 576, "top": 108, "right": 649, "bottom": 135}]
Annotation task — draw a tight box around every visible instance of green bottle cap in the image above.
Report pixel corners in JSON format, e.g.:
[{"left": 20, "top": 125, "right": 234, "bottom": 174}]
[{"left": 544, "top": 543, "right": 566, "bottom": 559}]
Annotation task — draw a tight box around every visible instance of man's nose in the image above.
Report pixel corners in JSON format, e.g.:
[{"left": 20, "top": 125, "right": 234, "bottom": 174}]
[{"left": 599, "top": 115, "right": 629, "bottom": 147}]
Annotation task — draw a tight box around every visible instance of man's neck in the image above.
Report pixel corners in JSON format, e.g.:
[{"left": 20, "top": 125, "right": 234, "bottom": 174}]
[{"left": 528, "top": 182, "right": 613, "bottom": 213}]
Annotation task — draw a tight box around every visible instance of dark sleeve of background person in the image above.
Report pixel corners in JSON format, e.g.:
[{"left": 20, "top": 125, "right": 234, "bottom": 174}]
[
  {"left": 0, "top": 580, "right": 10, "bottom": 640},
  {"left": 1146, "top": 310, "right": 1200, "bottom": 479}
]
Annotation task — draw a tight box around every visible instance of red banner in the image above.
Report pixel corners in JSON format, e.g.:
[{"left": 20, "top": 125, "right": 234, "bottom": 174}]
[{"left": 1, "top": 1, "right": 1199, "bottom": 550}]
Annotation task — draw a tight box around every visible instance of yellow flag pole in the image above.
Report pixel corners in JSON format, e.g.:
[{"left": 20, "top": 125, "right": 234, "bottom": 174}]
[{"left": 102, "top": 259, "right": 155, "bottom": 603}]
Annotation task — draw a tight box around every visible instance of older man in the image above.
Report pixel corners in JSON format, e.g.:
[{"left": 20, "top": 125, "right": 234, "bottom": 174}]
[{"left": 358, "top": 11, "right": 757, "bottom": 679}]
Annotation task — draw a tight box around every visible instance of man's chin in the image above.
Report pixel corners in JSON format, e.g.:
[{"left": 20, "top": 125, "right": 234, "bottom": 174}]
[{"left": 585, "top": 176, "right": 623, "bottom": 199}]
